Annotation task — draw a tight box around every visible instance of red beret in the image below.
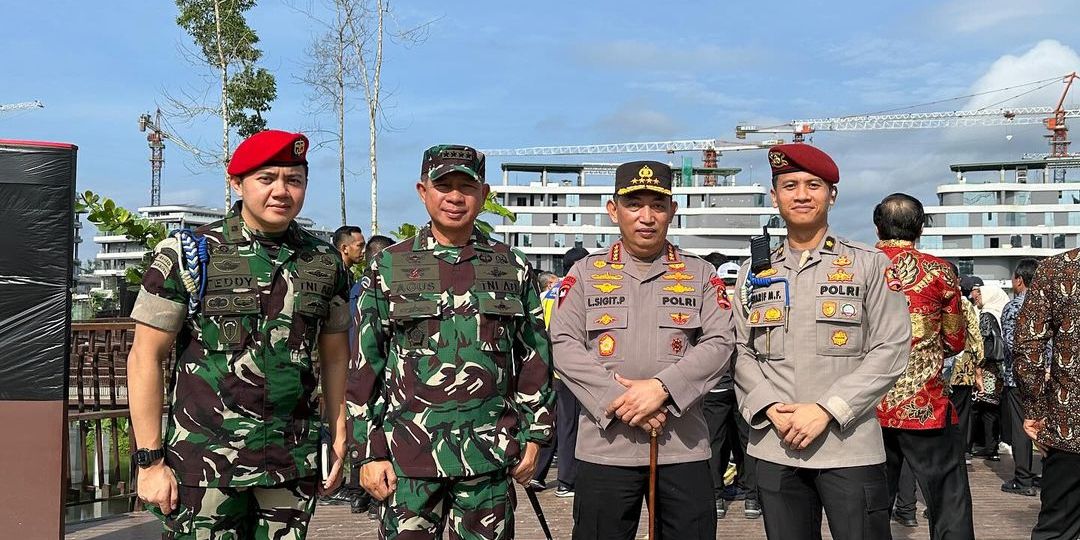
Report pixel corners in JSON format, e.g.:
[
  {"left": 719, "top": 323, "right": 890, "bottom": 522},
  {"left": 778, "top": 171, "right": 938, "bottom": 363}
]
[
  {"left": 768, "top": 143, "right": 839, "bottom": 184},
  {"left": 227, "top": 130, "right": 309, "bottom": 177}
]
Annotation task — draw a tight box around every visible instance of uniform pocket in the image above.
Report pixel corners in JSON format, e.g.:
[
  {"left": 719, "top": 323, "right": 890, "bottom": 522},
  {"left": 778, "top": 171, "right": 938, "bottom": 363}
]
[
  {"left": 389, "top": 300, "right": 440, "bottom": 356},
  {"left": 477, "top": 297, "right": 523, "bottom": 352},
  {"left": 147, "top": 502, "right": 195, "bottom": 535},
  {"left": 585, "top": 306, "right": 628, "bottom": 361},
  {"left": 657, "top": 309, "right": 701, "bottom": 361},
  {"left": 816, "top": 296, "right": 864, "bottom": 357},
  {"left": 747, "top": 302, "right": 786, "bottom": 360}
]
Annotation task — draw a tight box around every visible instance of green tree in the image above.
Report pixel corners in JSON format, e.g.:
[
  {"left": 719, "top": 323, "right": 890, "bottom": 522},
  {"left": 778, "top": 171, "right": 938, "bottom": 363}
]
[
  {"left": 175, "top": 0, "right": 277, "bottom": 206},
  {"left": 75, "top": 191, "right": 168, "bottom": 285}
]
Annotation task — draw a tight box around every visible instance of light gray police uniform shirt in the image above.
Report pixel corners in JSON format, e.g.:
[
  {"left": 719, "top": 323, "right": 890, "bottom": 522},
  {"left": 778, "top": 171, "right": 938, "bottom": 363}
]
[
  {"left": 551, "top": 241, "right": 735, "bottom": 466},
  {"left": 734, "top": 231, "right": 911, "bottom": 468}
]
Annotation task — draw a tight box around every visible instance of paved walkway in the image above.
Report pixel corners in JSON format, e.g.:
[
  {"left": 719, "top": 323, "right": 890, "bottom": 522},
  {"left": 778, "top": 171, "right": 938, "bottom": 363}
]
[{"left": 67, "top": 455, "right": 1043, "bottom": 539}]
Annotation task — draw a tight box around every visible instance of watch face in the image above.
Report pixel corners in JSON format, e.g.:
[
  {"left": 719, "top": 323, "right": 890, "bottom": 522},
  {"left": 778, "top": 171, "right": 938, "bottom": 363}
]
[{"left": 135, "top": 451, "right": 149, "bottom": 466}]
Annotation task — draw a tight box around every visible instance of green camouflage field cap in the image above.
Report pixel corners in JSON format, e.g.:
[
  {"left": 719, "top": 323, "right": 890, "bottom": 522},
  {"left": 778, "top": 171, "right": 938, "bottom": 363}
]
[{"left": 421, "top": 144, "right": 485, "bottom": 183}]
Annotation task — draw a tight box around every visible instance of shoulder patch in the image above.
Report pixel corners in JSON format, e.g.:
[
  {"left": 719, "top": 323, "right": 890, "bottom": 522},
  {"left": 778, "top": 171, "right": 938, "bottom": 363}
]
[
  {"left": 710, "top": 275, "right": 732, "bottom": 310},
  {"left": 558, "top": 275, "right": 577, "bottom": 307},
  {"left": 884, "top": 265, "right": 904, "bottom": 292}
]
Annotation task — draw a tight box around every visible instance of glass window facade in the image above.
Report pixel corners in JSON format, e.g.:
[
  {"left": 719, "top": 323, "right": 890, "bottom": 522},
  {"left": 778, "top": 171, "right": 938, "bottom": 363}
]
[
  {"left": 945, "top": 214, "right": 967, "bottom": 227},
  {"left": 963, "top": 192, "right": 997, "bottom": 206},
  {"left": 920, "top": 236, "right": 943, "bottom": 250}
]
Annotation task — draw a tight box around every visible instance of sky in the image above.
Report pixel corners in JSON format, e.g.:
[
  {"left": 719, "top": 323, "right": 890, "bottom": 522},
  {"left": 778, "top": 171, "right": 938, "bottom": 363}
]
[{"left": 4, "top": 0, "right": 1080, "bottom": 256}]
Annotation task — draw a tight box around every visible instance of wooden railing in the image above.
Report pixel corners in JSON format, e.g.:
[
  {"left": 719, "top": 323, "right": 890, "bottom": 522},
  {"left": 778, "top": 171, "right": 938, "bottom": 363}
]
[{"left": 67, "top": 320, "right": 173, "bottom": 518}]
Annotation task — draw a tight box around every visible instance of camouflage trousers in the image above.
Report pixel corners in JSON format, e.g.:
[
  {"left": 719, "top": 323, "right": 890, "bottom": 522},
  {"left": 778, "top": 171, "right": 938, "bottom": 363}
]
[
  {"left": 148, "top": 477, "right": 317, "bottom": 539},
  {"left": 379, "top": 471, "right": 515, "bottom": 540}
]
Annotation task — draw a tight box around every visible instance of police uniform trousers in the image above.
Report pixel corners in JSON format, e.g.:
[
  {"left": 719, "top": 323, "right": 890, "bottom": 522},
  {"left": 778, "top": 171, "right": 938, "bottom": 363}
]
[
  {"left": 1001, "top": 386, "right": 1036, "bottom": 487},
  {"left": 704, "top": 389, "right": 758, "bottom": 500},
  {"left": 1032, "top": 448, "right": 1080, "bottom": 540},
  {"left": 533, "top": 378, "right": 580, "bottom": 490},
  {"left": 755, "top": 461, "right": 891, "bottom": 540},
  {"left": 883, "top": 422, "right": 975, "bottom": 540},
  {"left": 150, "top": 477, "right": 317, "bottom": 540},
  {"left": 573, "top": 460, "right": 716, "bottom": 540},
  {"left": 379, "top": 470, "right": 514, "bottom": 540}
]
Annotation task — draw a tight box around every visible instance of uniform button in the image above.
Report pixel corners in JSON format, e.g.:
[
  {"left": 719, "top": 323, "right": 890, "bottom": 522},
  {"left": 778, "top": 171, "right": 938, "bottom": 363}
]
[{"left": 350, "top": 450, "right": 359, "bottom": 459}]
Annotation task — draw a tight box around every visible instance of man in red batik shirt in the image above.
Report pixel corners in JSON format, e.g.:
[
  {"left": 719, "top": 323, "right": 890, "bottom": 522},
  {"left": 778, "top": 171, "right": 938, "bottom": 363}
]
[{"left": 874, "top": 194, "right": 974, "bottom": 540}]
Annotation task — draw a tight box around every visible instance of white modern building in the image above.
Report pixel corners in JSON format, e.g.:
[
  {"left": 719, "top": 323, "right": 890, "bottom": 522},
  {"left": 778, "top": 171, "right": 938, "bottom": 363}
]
[
  {"left": 492, "top": 163, "right": 787, "bottom": 272},
  {"left": 92, "top": 204, "right": 332, "bottom": 293},
  {"left": 921, "top": 157, "right": 1080, "bottom": 286}
]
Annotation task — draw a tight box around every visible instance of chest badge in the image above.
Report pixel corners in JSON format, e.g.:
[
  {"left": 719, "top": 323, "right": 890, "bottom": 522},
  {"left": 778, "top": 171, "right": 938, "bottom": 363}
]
[
  {"left": 764, "top": 307, "right": 783, "bottom": 322},
  {"left": 595, "top": 313, "right": 616, "bottom": 326},
  {"left": 828, "top": 269, "right": 854, "bottom": 283},
  {"left": 671, "top": 337, "right": 684, "bottom": 354},
  {"left": 663, "top": 283, "right": 695, "bottom": 294},
  {"left": 670, "top": 312, "right": 690, "bottom": 325},
  {"left": 593, "top": 282, "right": 621, "bottom": 294},
  {"left": 749, "top": 310, "right": 761, "bottom": 324},
  {"left": 668, "top": 262, "right": 686, "bottom": 270},
  {"left": 593, "top": 260, "right": 608, "bottom": 269},
  {"left": 592, "top": 273, "right": 623, "bottom": 281},
  {"left": 756, "top": 268, "right": 778, "bottom": 278},
  {"left": 821, "top": 301, "right": 837, "bottom": 318},
  {"left": 833, "top": 256, "right": 852, "bottom": 267},
  {"left": 611, "top": 263, "right": 625, "bottom": 270},
  {"left": 663, "top": 272, "right": 695, "bottom": 281},
  {"left": 831, "top": 330, "right": 849, "bottom": 347},
  {"left": 598, "top": 334, "right": 616, "bottom": 357}
]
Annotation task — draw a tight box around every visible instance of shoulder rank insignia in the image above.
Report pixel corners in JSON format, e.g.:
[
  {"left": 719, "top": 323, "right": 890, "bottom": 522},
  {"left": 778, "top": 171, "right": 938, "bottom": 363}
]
[
  {"left": 663, "top": 283, "right": 695, "bottom": 294},
  {"left": 824, "top": 237, "right": 836, "bottom": 250},
  {"left": 593, "top": 282, "right": 621, "bottom": 293}
]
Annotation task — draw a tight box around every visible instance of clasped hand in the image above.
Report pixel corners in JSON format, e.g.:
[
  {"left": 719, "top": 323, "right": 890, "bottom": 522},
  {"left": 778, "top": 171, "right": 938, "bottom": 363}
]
[
  {"left": 767, "top": 402, "right": 833, "bottom": 450},
  {"left": 606, "top": 374, "right": 669, "bottom": 433}
]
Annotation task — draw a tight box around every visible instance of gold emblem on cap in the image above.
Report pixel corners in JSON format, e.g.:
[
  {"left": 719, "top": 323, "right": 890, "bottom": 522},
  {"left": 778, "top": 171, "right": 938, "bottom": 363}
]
[
  {"left": 769, "top": 151, "right": 788, "bottom": 168},
  {"left": 293, "top": 139, "right": 306, "bottom": 157},
  {"left": 631, "top": 164, "right": 661, "bottom": 185}
]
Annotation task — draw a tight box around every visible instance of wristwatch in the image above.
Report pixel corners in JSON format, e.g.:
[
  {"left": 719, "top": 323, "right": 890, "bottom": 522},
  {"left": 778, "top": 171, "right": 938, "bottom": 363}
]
[
  {"left": 133, "top": 448, "right": 165, "bottom": 468},
  {"left": 654, "top": 378, "right": 672, "bottom": 404}
]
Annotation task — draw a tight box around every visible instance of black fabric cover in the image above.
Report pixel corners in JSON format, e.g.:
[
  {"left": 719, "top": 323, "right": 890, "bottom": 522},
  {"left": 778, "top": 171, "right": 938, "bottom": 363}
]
[{"left": 0, "top": 140, "right": 77, "bottom": 400}]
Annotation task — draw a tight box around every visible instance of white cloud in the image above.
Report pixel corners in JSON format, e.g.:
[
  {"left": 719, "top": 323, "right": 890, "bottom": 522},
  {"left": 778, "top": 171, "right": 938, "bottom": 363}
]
[{"left": 963, "top": 40, "right": 1080, "bottom": 110}]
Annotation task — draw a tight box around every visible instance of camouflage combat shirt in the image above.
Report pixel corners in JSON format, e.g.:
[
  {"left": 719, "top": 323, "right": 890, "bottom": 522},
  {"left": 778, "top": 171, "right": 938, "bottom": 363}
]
[
  {"left": 131, "top": 203, "right": 351, "bottom": 487},
  {"left": 346, "top": 224, "right": 555, "bottom": 478}
]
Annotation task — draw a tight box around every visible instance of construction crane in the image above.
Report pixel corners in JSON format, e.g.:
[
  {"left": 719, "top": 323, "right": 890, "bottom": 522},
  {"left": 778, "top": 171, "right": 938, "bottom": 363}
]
[
  {"left": 0, "top": 100, "right": 44, "bottom": 114},
  {"left": 138, "top": 109, "right": 201, "bottom": 206},
  {"left": 483, "top": 139, "right": 782, "bottom": 185},
  {"left": 736, "top": 73, "right": 1080, "bottom": 159}
]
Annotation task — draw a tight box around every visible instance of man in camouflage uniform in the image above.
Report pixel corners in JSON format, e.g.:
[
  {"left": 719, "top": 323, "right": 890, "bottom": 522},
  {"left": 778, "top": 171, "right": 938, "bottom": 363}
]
[
  {"left": 347, "top": 145, "right": 554, "bottom": 539},
  {"left": 128, "top": 130, "right": 352, "bottom": 539}
]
